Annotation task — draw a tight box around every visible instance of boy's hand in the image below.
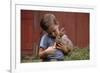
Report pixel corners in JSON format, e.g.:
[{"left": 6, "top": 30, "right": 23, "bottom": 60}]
[
  {"left": 45, "top": 46, "right": 56, "bottom": 55},
  {"left": 56, "top": 43, "right": 65, "bottom": 50},
  {"left": 56, "top": 43, "right": 69, "bottom": 53},
  {"left": 44, "top": 46, "right": 56, "bottom": 55}
]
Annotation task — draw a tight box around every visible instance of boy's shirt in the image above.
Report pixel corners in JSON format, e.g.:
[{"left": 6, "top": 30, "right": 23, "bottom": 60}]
[{"left": 39, "top": 34, "right": 64, "bottom": 61}]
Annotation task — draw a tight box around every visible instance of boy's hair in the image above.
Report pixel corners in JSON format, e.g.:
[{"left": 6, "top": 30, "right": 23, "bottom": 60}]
[{"left": 40, "top": 14, "right": 57, "bottom": 31}]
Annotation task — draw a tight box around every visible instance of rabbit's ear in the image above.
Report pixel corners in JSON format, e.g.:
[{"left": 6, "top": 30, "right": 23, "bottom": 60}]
[
  {"left": 59, "top": 27, "right": 65, "bottom": 37},
  {"left": 60, "top": 27, "right": 64, "bottom": 32}
]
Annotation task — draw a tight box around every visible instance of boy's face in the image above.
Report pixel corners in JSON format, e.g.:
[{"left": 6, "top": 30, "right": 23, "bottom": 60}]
[{"left": 47, "top": 24, "right": 60, "bottom": 38}]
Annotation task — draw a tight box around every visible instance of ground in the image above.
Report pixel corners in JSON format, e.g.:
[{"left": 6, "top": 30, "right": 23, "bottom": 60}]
[{"left": 21, "top": 48, "right": 90, "bottom": 63}]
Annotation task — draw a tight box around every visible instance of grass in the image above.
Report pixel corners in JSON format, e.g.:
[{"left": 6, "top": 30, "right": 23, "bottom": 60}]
[
  {"left": 21, "top": 48, "right": 90, "bottom": 63},
  {"left": 64, "top": 48, "right": 90, "bottom": 60}
]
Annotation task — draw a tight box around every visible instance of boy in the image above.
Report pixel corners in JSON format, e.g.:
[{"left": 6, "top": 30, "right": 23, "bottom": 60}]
[{"left": 39, "top": 14, "right": 73, "bottom": 61}]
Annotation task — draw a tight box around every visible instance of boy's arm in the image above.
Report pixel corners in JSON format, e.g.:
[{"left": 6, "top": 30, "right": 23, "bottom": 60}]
[
  {"left": 39, "top": 48, "right": 47, "bottom": 59},
  {"left": 39, "top": 46, "right": 56, "bottom": 59}
]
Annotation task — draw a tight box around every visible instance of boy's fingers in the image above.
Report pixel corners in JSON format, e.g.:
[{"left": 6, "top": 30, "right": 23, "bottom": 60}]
[
  {"left": 56, "top": 43, "right": 61, "bottom": 47},
  {"left": 56, "top": 46, "right": 62, "bottom": 49},
  {"left": 56, "top": 44, "right": 63, "bottom": 49},
  {"left": 57, "top": 43, "right": 63, "bottom": 46}
]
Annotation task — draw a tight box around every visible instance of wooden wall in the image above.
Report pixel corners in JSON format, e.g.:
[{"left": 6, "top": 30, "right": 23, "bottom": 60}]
[{"left": 21, "top": 10, "right": 89, "bottom": 56}]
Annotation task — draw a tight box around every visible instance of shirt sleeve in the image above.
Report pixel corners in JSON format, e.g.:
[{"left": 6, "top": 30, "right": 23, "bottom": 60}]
[{"left": 39, "top": 34, "right": 48, "bottom": 49}]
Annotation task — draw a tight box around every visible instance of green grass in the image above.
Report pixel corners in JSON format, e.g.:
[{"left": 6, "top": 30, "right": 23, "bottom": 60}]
[
  {"left": 64, "top": 48, "right": 90, "bottom": 60},
  {"left": 21, "top": 48, "right": 90, "bottom": 63}
]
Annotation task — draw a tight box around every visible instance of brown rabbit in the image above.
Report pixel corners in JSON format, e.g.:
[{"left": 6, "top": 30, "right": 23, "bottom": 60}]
[{"left": 55, "top": 27, "right": 73, "bottom": 54}]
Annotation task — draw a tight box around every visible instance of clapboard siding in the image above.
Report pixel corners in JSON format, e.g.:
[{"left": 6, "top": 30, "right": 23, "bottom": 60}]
[{"left": 21, "top": 10, "right": 89, "bottom": 56}]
